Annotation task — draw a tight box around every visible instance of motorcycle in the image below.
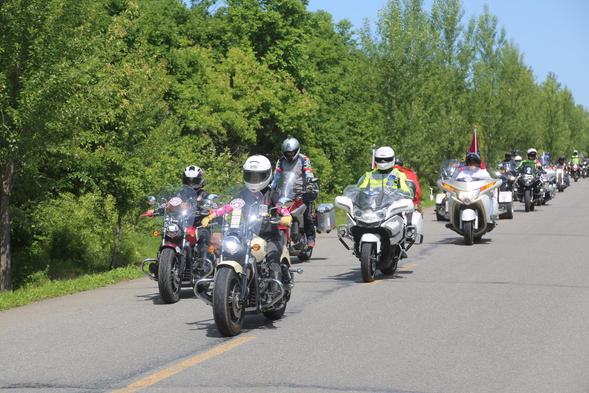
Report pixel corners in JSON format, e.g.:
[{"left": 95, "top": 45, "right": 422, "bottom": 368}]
[
  {"left": 555, "top": 163, "right": 568, "bottom": 192},
  {"left": 432, "top": 159, "right": 460, "bottom": 221},
  {"left": 495, "top": 162, "right": 518, "bottom": 219},
  {"left": 273, "top": 172, "right": 318, "bottom": 261},
  {"left": 437, "top": 177, "right": 501, "bottom": 245},
  {"left": 570, "top": 163, "right": 581, "bottom": 182},
  {"left": 539, "top": 167, "right": 556, "bottom": 204},
  {"left": 514, "top": 166, "right": 543, "bottom": 212},
  {"left": 194, "top": 185, "right": 303, "bottom": 336},
  {"left": 334, "top": 174, "right": 424, "bottom": 283},
  {"left": 140, "top": 184, "right": 219, "bottom": 304}
]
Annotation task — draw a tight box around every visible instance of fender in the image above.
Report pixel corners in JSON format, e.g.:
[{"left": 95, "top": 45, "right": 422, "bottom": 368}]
[
  {"left": 216, "top": 260, "right": 243, "bottom": 275},
  {"left": 435, "top": 193, "right": 446, "bottom": 204},
  {"left": 461, "top": 209, "right": 478, "bottom": 229},
  {"left": 360, "top": 233, "right": 381, "bottom": 252},
  {"left": 161, "top": 244, "right": 181, "bottom": 254}
]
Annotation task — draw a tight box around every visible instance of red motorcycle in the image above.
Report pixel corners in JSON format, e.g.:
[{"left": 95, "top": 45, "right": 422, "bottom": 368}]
[
  {"left": 570, "top": 163, "right": 581, "bottom": 182},
  {"left": 141, "top": 185, "right": 218, "bottom": 303}
]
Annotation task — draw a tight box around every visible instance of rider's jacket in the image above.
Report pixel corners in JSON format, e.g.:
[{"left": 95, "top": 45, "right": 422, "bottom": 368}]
[
  {"left": 273, "top": 154, "right": 314, "bottom": 194},
  {"left": 451, "top": 166, "right": 491, "bottom": 181},
  {"left": 571, "top": 154, "right": 580, "bottom": 165},
  {"left": 358, "top": 168, "right": 413, "bottom": 195},
  {"left": 516, "top": 159, "right": 542, "bottom": 171}
]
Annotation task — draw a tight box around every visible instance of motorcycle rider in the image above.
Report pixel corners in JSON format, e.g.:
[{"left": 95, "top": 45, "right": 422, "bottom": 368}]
[
  {"left": 571, "top": 150, "right": 581, "bottom": 165},
  {"left": 272, "top": 137, "right": 317, "bottom": 248},
  {"left": 393, "top": 157, "right": 422, "bottom": 213},
  {"left": 556, "top": 155, "right": 570, "bottom": 186},
  {"left": 452, "top": 153, "right": 491, "bottom": 181},
  {"left": 514, "top": 155, "right": 522, "bottom": 166},
  {"left": 201, "top": 155, "right": 292, "bottom": 299},
  {"left": 499, "top": 152, "right": 516, "bottom": 170},
  {"left": 516, "top": 148, "right": 543, "bottom": 171},
  {"left": 359, "top": 146, "right": 414, "bottom": 195}
]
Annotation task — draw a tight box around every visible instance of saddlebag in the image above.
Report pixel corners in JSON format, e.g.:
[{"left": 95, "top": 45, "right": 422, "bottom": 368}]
[{"left": 316, "top": 203, "right": 336, "bottom": 234}]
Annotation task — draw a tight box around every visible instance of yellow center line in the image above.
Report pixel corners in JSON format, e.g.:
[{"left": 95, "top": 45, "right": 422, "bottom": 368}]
[{"left": 112, "top": 336, "right": 257, "bottom": 393}]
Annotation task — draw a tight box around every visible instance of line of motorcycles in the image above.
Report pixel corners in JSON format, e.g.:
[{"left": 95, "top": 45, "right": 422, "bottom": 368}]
[
  {"left": 139, "top": 174, "right": 332, "bottom": 336},
  {"left": 432, "top": 158, "right": 570, "bottom": 245}
]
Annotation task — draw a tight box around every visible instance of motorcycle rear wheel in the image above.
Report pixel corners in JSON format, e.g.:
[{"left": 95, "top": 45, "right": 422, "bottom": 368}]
[
  {"left": 158, "top": 248, "right": 181, "bottom": 304},
  {"left": 297, "top": 233, "right": 313, "bottom": 262},
  {"left": 360, "top": 243, "right": 377, "bottom": 282},
  {"left": 463, "top": 221, "right": 474, "bottom": 245},
  {"left": 213, "top": 267, "right": 245, "bottom": 337}
]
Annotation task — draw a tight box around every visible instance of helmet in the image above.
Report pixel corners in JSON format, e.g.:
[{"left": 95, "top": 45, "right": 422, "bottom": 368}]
[
  {"left": 573, "top": 150, "right": 578, "bottom": 155},
  {"left": 527, "top": 148, "right": 537, "bottom": 159},
  {"left": 505, "top": 152, "right": 512, "bottom": 161},
  {"left": 394, "top": 157, "right": 404, "bottom": 167},
  {"left": 559, "top": 155, "right": 565, "bottom": 163},
  {"left": 282, "top": 137, "right": 301, "bottom": 162},
  {"left": 514, "top": 155, "right": 522, "bottom": 163},
  {"left": 374, "top": 146, "right": 395, "bottom": 170},
  {"left": 465, "top": 153, "right": 481, "bottom": 167},
  {"left": 243, "top": 155, "right": 273, "bottom": 192},
  {"left": 182, "top": 165, "right": 205, "bottom": 191}
]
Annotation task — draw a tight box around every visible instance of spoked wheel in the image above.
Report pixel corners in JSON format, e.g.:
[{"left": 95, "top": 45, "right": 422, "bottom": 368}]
[
  {"left": 463, "top": 221, "right": 474, "bottom": 245},
  {"left": 297, "top": 233, "right": 313, "bottom": 262},
  {"left": 158, "top": 248, "right": 181, "bottom": 304},
  {"left": 360, "top": 243, "right": 377, "bottom": 282},
  {"left": 213, "top": 267, "right": 244, "bottom": 337},
  {"left": 524, "top": 190, "right": 532, "bottom": 212}
]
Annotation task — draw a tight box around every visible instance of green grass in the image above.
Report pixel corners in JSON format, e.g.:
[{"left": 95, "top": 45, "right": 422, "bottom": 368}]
[{"left": 0, "top": 265, "right": 144, "bottom": 311}]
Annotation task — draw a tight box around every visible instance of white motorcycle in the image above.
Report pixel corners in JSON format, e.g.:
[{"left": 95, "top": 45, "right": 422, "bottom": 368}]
[
  {"left": 432, "top": 159, "right": 460, "bottom": 221},
  {"left": 437, "top": 177, "right": 502, "bottom": 245},
  {"left": 334, "top": 173, "right": 423, "bottom": 283}
]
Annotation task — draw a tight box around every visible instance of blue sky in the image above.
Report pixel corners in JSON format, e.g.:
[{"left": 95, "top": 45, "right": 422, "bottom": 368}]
[{"left": 307, "top": 0, "right": 589, "bottom": 110}]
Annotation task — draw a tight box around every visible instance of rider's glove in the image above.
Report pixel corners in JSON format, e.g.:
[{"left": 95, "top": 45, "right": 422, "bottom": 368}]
[
  {"left": 279, "top": 215, "right": 292, "bottom": 226},
  {"left": 201, "top": 214, "right": 216, "bottom": 228}
]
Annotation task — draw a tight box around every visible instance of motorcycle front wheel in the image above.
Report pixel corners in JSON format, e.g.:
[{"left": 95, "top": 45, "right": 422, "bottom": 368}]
[
  {"left": 360, "top": 243, "right": 377, "bottom": 283},
  {"left": 213, "top": 267, "right": 245, "bottom": 337},
  {"left": 524, "top": 190, "right": 532, "bottom": 212},
  {"left": 158, "top": 248, "right": 182, "bottom": 304},
  {"left": 463, "top": 221, "right": 474, "bottom": 245}
]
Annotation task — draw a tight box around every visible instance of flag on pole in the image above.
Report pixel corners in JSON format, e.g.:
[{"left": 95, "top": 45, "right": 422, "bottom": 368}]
[{"left": 466, "top": 126, "right": 486, "bottom": 169}]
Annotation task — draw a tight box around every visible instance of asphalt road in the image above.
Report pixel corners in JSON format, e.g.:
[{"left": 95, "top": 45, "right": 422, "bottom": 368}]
[{"left": 2, "top": 180, "right": 589, "bottom": 393}]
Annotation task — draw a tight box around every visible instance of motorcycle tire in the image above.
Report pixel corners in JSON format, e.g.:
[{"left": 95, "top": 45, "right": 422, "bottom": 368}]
[
  {"left": 263, "top": 265, "right": 289, "bottom": 320},
  {"left": 158, "top": 248, "right": 182, "bottom": 304},
  {"left": 360, "top": 243, "right": 377, "bottom": 283},
  {"left": 524, "top": 190, "right": 532, "bottom": 212},
  {"left": 213, "top": 267, "right": 245, "bottom": 337},
  {"left": 463, "top": 221, "right": 474, "bottom": 245},
  {"left": 435, "top": 204, "right": 446, "bottom": 221},
  {"left": 380, "top": 245, "right": 400, "bottom": 275},
  {"left": 500, "top": 202, "right": 514, "bottom": 220}
]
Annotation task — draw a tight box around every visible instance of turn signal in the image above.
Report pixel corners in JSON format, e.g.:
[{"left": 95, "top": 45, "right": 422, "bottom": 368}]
[
  {"left": 152, "top": 231, "right": 159, "bottom": 237},
  {"left": 252, "top": 244, "right": 261, "bottom": 251}
]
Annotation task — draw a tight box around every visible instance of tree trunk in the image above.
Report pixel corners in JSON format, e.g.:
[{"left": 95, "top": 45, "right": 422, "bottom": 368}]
[
  {"left": 109, "top": 214, "right": 122, "bottom": 270},
  {"left": 0, "top": 160, "right": 14, "bottom": 292}
]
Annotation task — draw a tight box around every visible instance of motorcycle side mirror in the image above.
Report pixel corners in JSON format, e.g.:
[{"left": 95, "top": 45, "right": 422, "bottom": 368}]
[
  {"left": 308, "top": 177, "right": 318, "bottom": 183},
  {"left": 147, "top": 196, "right": 156, "bottom": 205},
  {"left": 432, "top": 170, "right": 439, "bottom": 175}
]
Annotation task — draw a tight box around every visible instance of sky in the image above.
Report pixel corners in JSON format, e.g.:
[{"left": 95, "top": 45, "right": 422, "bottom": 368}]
[{"left": 306, "top": 0, "right": 589, "bottom": 110}]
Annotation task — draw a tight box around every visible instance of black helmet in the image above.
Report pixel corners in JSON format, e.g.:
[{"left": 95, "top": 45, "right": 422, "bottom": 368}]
[
  {"left": 505, "top": 152, "right": 512, "bottom": 161},
  {"left": 394, "top": 157, "right": 404, "bottom": 167},
  {"left": 465, "top": 153, "right": 481, "bottom": 167},
  {"left": 558, "top": 155, "right": 565, "bottom": 163},
  {"left": 182, "top": 165, "right": 205, "bottom": 191}
]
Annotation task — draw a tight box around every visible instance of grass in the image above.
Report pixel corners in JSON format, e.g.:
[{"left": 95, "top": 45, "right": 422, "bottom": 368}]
[{"left": 0, "top": 264, "right": 144, "bottom": 311}]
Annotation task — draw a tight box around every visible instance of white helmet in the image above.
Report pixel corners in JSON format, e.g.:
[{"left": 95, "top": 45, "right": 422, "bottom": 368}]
[
  {"left": 514, "top": 155, "right": 522, "bottom": 162},
  {"left": 282, "top": 137, "right": 301, "bottom": 162},
  {"left": 374, "top": 146, "right": 395, "bottom": 170},
  {"left": 182, "top": 165, "right": 205, "bottom": 191},
  {"left": 527, "top": 148, "right": 537, "bottom": 159},
  {"left": 243, "top": 155, "right": 273, "bottom": 192}
]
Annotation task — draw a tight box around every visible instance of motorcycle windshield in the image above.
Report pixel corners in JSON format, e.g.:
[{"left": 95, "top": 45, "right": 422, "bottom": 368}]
[
  {"left": 344, "top": 174, "right": 411, "bottom": 210},
  {"left": 439, "top": 159, "right": 461, "bottom": 179},
  {"left": 218, "top": 185, "right": 271, "bottom": 238},
  {"left": 273, "top": 172, "right": 298, "bottom": 202},
  {"left": 157, "top": 184, "right": 198, "bottom": 227}
]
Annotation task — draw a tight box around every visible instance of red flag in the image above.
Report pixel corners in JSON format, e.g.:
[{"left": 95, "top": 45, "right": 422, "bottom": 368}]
[{"left": 467, "top": 126, "right": 486, "bottom": 169}]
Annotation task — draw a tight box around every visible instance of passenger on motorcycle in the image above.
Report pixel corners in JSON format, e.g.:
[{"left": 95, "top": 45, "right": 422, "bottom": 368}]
[
  {"left": 452, "top": 153, "right": 491, "bottom": 181},
  {"left": 359, "top": 146, "right": 415, "bottom": 195},
  {"left": 201, "top": 155, "right": 292, "bottom": 298},
  {"left": 393, "top": 157, "right": 422, "bottom": 213},
  {"left": 515, "top": 148, "right": 543, "bottom": 171},
  {"left": 272, "top": 137, "right": 317, "bottom": 248}
]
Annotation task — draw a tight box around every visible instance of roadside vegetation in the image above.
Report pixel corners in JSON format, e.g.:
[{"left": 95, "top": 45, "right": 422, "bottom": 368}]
[{"left": 1, "top": 0, "right": 587, "bottom": 302}]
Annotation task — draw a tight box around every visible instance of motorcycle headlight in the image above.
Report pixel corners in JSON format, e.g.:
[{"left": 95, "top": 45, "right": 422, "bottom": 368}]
[
  {"left": 223, "top": 235, "right": 244, "bottom": 257},
  {"left": 165, "top": 223, "right": 180, "bottom": 237},
  {"left": 355, "top": 208, "right": 385, "bottom": 222},
  {"left": 458, "top": 190, "right": 479, "bottom": 204},
  {"left": 354, "top": 208, "right": 363, "bottom": 218}
]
